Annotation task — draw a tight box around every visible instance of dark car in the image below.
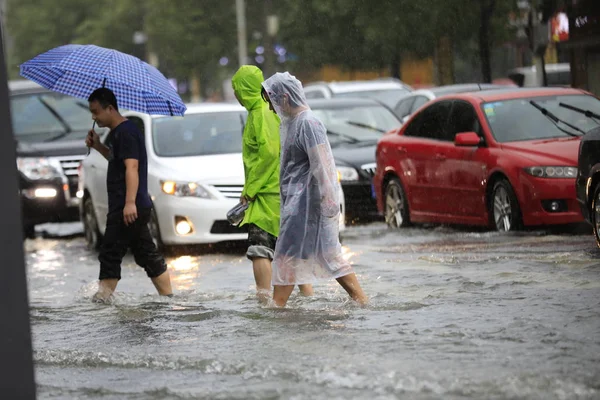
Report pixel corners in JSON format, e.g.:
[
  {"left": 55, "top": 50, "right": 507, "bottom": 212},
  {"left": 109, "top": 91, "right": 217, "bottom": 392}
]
[
  {"left": 10, "top": 80, "right": 95, "bottom": 237},
  {"left": 576, "top": 103, "right": 600, "bottom": 246},
  {"left": 308, "top": 98, "right": 403, "bottom": 220}
]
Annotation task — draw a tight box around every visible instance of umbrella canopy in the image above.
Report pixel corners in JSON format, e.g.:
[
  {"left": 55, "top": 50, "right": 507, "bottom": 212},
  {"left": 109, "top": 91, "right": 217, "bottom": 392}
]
[{"left": 20, "top": 44, "right": 186, "bottom": 116}]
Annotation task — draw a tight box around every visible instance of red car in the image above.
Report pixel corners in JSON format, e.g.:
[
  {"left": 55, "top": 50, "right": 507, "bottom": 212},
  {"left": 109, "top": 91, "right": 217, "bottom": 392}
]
[{"left": 374, "top": 87, "right": 600, "bottom": 231}]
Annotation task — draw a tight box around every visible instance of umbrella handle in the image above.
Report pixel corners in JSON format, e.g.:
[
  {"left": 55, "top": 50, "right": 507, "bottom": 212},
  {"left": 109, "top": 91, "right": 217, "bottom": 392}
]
[{"left": 86, "top": 121, "right": 96, "bottom": 156}]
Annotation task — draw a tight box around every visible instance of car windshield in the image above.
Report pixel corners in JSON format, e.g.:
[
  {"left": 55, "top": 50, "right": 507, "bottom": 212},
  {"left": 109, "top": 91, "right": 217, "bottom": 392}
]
[
  {"left": 152, "top": 111, "right": 246, "bottom": 157},
  {"left": 334, "top": 88, "right": 410, "bottom": 107},
  {"left": 483, "top": 94, "right": 600, "bottom": 143},
  {"left": 312, "top": 104, "right": 401, "bottom": 147},
  {"left": 10, "top": 93, "right": 92, "bottom": 142}
]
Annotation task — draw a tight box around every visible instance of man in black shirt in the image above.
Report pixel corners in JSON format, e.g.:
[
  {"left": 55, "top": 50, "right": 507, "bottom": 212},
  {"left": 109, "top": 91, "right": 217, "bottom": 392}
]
[{"left": 85, "top": 88, "right": 172, "bottom": 302}]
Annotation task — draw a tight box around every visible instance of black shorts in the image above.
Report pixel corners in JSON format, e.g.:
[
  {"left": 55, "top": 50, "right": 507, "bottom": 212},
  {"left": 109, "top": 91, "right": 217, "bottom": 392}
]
[{"left": 246, "top": 223, "right": 277, "bottom": 261}]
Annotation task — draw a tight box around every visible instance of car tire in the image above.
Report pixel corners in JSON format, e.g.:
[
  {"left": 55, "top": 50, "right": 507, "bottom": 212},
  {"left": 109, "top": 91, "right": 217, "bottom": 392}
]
[
  {"left": 83, "top": 197, "right": 102, "bottom": 250},
  {"left": 384, "top": 177, "right": 410, "bottom": 229},
  {"left": 489, "top": 179, "right": 522, "bottom": 232},
  {"left": 149, "top": 208, "right": 164, "bottom": 252},
  {"left": 591, "top": 184, "right": 600, "bottom": 248}
]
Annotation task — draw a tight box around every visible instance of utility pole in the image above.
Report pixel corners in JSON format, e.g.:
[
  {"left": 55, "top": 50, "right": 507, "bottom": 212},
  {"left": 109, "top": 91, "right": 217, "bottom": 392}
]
[
  {"left": 0, "top": 18, "right": 37, "bottom": 400},
  {"left": 236, "top": 0, "right": 248, "bottom": 67},
  {"left": 525, "top": 0, "right": 549, "bottom": 86},
  {"left": 264, "top": 0, "right": 279, "bottom": 77}
]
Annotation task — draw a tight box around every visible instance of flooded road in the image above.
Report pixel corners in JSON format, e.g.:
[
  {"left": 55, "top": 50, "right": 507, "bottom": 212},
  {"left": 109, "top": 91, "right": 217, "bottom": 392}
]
[{"left": 27, "top": 223, "right": 600, "bottom": 399}]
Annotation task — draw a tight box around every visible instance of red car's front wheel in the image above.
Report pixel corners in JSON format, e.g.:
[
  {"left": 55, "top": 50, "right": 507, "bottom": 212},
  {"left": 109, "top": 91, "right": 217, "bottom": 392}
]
[
  {"left": 490, "top": 179, "right": 522, "bottom": 232},
  {"left": 384, "top": 178, "right": 411, "bottom": 229}
]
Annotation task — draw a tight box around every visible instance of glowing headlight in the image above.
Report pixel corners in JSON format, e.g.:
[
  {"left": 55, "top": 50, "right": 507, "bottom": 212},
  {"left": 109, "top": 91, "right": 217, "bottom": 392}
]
[
  {"left": 160, "top": 180, "right": 212, "bottom": 198},
  {"left": 337, "top": 166, "right": 359, "bottom": 182},
  {"left": 524, "top": 166, "right": 577, "bottom": 178},
  {"left": 17, "top": 157, "right": 63, "bottom": 180}
]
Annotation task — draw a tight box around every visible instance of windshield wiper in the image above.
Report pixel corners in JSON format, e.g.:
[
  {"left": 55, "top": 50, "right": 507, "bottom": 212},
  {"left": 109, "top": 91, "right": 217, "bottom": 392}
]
[
  {"left": 38, "top": 97, "right": 73, "bottom": 142},
  {"left": 529, "top": 100, "right": 586, "bottom": 137},
  {"left": 326, "top": 130, "right": 359, "bottom": 144},
  {"left": 558, "top": 102, "right": 600, "bottom": 124},
  {"left": 345, "top": 121, "right": 386, "bottom": 133}
]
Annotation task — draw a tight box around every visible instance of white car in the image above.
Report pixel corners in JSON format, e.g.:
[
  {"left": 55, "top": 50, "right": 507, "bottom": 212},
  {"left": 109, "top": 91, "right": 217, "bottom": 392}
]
[{"left": 78, "top": 103, "right": 346, "bottom": 250}]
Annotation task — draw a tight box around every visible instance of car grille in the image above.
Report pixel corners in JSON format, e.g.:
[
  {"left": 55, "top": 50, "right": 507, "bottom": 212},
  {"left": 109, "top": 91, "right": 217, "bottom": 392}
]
[
  {"left": 361, "top": 163, "right": 377, "bottom": 177},
  {"left": 210, "top": 220, "right": 249, "bottom": 234},
  {"left": 54, "top": 155, "right": 85, "bottom": 197},
  {"left": 212, "top": 184, "right": 244, "bottom": 199}
]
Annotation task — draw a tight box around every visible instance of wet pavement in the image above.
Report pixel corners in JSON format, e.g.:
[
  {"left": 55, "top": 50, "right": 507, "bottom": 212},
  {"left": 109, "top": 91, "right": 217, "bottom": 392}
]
[{"left": 26, "top": 222, "right": 600, "bottom": 399}]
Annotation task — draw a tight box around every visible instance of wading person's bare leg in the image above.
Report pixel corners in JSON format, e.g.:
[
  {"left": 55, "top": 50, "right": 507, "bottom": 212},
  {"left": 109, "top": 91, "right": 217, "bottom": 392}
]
[
  {"left": 252, "top": 257, "right": 272, "bottom": 303},
  {"left": 298, "top": 284, "right": 314, "bottom": 296},
  {"left": 151, "top": 271, "right": 173, "bottom": 296},
  {"left": 93, "top": 279, "right": 119, "bottom": 302},
  {"left": 273, "top": 285, "right": 295, "bottom": 307},
  {"left": 336, "top": 273, "right": 368, "bottom": 305}
]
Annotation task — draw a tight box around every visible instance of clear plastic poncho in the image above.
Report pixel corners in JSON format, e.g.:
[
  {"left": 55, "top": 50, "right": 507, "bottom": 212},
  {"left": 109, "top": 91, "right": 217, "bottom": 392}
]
[{"left": 262, "top": 72, "right": 354, "bottom": 285}]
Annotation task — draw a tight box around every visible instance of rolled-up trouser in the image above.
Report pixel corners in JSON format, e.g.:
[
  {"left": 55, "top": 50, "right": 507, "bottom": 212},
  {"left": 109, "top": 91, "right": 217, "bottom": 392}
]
[
  {"left": 246, "top": 223, "right": 277, "bottom": 261},
  {"left": 98, "top": 207, "right": 167, "bottom": 280}
]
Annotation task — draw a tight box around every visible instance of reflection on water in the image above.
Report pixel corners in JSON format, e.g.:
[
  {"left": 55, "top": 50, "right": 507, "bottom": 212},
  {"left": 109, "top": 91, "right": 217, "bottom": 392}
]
[
  {"left": 25, "top": 223, "right": 600, "bottom": 399},
  {"left": 168, "top": 255, "right": 201, "bottom": 291}
]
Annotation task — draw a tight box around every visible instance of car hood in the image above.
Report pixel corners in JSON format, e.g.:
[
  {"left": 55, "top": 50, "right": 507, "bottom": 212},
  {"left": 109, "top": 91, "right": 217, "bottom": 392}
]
[
  {"left": 16, "top": 139, "right": 88, "bottom": 157},
  {"left": 331, "top": 143, "right": 377, "bottom": 169},
  {"left": 500, "top": 138, "right": 581, "bottom": 165},
  {"left": 151, "top": 153, "right": 245, "bottom": 184}
]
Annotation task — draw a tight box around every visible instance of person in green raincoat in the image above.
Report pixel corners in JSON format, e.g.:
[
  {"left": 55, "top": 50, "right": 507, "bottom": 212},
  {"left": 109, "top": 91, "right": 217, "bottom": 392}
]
[{"left": 232, "top": 65, "right": 313, "bottom": 303}]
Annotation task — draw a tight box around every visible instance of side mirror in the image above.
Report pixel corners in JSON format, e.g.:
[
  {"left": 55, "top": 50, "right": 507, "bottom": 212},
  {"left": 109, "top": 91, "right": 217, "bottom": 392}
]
[{"left": 454, "top": 131, "right": 482, "bottom": 147}]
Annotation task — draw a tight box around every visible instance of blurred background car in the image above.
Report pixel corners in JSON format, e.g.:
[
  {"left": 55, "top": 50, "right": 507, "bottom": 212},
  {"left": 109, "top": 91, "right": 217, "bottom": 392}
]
[
  {"left": 309, "top": 98, "right": 402, "bottom": 221},
  {"left": 79, "top": 103, "right": 347, "bottom": 250},
  {"left": 393, "top": 83, "right": 512, "bottom": 123},
  {"left": 507, "top": 63, "right": 571, "bottom": 88},
  {"left": 10, "top": 80, "right": 94, "bottom": 238},
  {"left": 304, "top": 78, "right": 412, "bottom": 108},
  {"left": 375, "top": 87, "right": 600, "bottom": 232}
]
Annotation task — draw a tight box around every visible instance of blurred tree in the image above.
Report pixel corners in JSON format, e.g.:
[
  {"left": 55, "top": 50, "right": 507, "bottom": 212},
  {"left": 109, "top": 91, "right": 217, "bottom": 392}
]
[
  {"left": 276, "top": 0, "right": 516, "bottom": 83},
  {"left": 73, "top": 0, "right": 145, "bottom": 58},
  {"left": 6, "top": 0, "right": 93, "bottom": 74},
  {"left": 145, "top": 0, "right": 237, "bottom": 99},
  {"left": 6, "top": 0, "right": 517, "bottom": 88}
]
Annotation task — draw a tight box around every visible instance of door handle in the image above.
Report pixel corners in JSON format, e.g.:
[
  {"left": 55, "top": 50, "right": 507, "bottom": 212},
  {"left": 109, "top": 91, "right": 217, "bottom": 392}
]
[
  {"left": 90, "top": 164, "right": 97, "bottom": 169},
  {"left": 435, "top": 153, "right": 446, "bottom": 160}
]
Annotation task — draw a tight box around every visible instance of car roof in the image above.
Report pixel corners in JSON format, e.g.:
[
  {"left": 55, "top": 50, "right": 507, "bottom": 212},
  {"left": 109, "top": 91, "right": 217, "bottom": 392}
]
[
  {"left": 438, "top": 87, "right": 588, "bottom": 103},
  {"left": 306, "top": 79, "right": 411, "bottom": 93},
  {"left": 406, "top": 83, "right": 514, "bottom": 98},
  {"left": 9, "top": 79, "right": 50, "bottom": 94},
  {"left": 307, "top": 97, "right": 384, "bottom": 108},
  {"left": 148, "top": 102, "right": 246, "bottom": 118}
]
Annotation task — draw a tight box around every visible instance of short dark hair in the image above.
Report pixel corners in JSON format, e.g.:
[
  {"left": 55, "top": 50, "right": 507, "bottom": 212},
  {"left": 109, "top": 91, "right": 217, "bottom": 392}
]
[{"left": 88, "top": 88, "right": 118, "bottom": 111}]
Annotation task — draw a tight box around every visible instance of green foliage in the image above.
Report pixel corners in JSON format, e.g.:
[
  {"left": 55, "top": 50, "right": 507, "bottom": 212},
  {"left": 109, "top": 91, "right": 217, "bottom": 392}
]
[{"left": 5, "top": 0, "right": 518, "bottom": 85}]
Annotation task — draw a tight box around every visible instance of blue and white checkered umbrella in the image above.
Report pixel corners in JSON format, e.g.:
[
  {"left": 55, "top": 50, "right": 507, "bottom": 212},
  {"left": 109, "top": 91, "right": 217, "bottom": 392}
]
[{"left": 19, "top": 44, "right": 186, "bottom": 116}]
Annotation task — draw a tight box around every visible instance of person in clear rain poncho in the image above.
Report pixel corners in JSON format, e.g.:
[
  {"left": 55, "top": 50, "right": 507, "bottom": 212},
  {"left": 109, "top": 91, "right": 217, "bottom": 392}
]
[
  {"left": 232, "top": 65, "right": 313, "bottom": 303},
  {"left": 261, "top": 72, "right": 368, "bottom": 307}
]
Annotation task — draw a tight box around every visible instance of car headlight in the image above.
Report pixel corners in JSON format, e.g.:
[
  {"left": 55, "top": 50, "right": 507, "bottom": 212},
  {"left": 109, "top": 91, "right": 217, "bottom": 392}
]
[
  {"left": 337, "top": 166, "right": 359, "bottom": 182},
  {"left": 160, "top": 180, "right": 213, "bottom": 198},
  {"left": 16, "top": 157, "right": 63, "bottom": 180},
  {"left": 524, "top": 166, "right": 578, "bottom": 178}
]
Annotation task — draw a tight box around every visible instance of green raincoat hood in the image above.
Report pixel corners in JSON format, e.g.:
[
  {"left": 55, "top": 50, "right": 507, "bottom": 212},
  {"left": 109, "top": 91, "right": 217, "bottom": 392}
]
[{"left": 232, "top": 65, "right": 264, "bottom": 111}]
